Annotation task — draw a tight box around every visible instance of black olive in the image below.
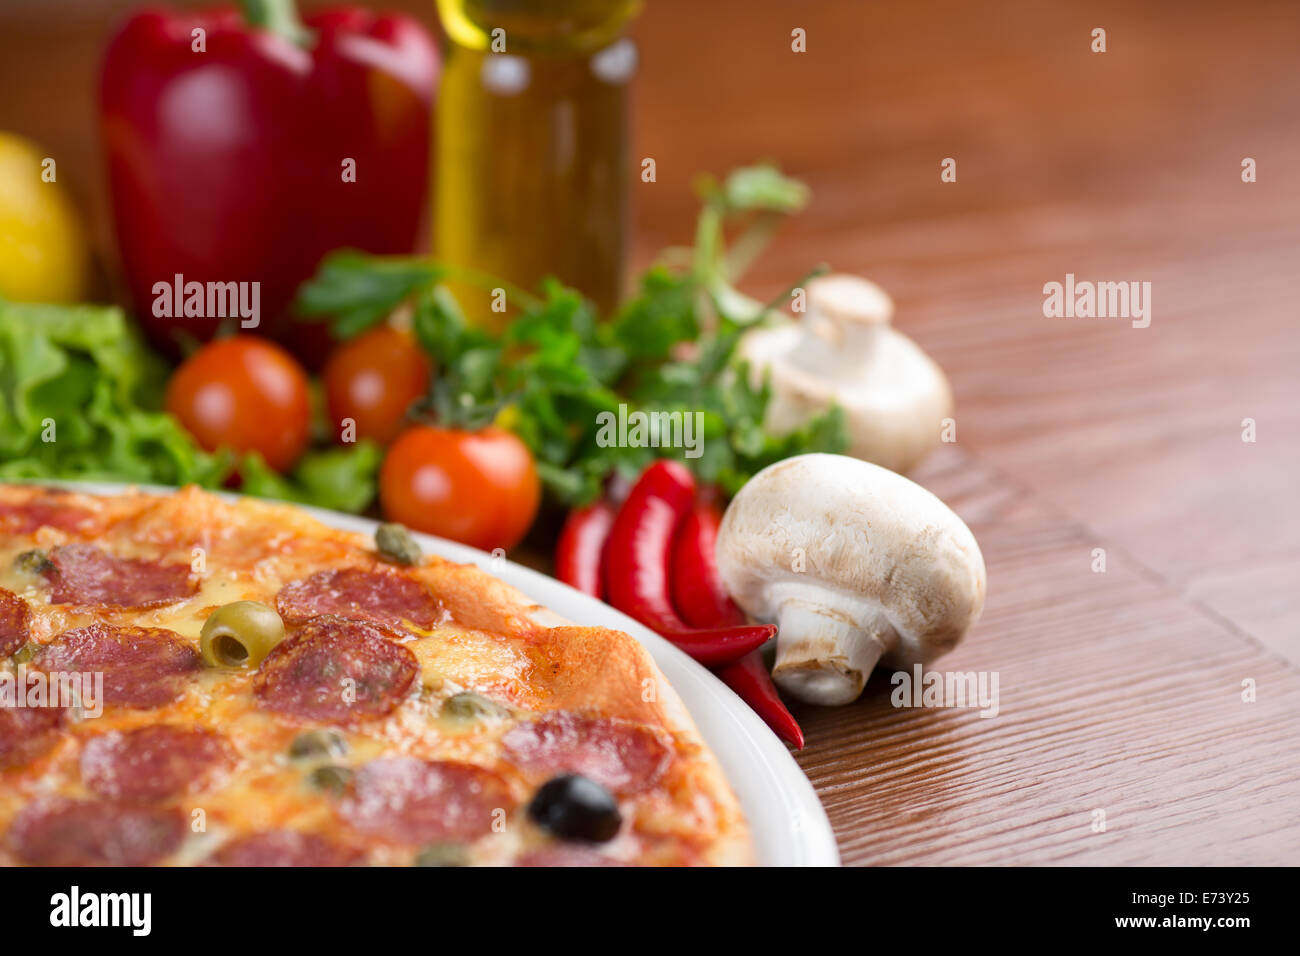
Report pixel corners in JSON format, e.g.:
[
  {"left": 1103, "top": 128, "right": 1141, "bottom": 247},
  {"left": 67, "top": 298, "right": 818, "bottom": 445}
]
[
  {"left": 289, "top": 729, "right": 349, "bottom": 761},
  {"left": 527, "top": 774, "right": 622, "bottom": 843}
]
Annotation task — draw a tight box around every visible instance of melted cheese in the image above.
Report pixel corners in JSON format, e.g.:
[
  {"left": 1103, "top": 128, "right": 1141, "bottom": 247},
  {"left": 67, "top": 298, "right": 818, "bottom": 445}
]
[{"left": 0, "top": 486, "right": 739, "bottom": 866}]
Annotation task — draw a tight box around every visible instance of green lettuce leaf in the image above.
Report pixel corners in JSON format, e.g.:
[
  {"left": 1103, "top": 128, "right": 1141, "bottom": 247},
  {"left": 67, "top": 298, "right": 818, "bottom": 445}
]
[
  {"left": 0, "top": 300, "right": 226, "bottom": 486},
  {"left": 237, "top": 442, "right": 383, "bottom": 514},
  {"left": 0, "top": 299, "right": 380, "bottom": 513}
]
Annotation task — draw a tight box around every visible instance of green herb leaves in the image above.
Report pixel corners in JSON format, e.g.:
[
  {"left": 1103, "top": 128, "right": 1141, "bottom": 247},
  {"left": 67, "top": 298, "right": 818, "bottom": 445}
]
[
  {"left": 295, "top": 164, "right": 847, "bottom": 506},
  {"left": 296, "top": 252, "right": 445, "bottom": 340}
]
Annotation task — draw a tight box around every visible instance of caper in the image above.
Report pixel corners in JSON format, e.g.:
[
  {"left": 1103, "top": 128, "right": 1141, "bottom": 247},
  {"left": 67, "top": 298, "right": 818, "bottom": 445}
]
[
  {"left": 200, "top": 600, "right": 285, "bottom": 669},
  {"left": 10, "top": 642, "right": 40, "bottom": 665},
  {"left": 375, "top": 522, "right": 422, "bottom": 566},
  {"left": 413, "top": 843, "right": 468, "bottom": 867},
  {"left": 13, "top": 549, "right": 52, "bottom": 575},
  {"left": 289, "top": 729, "right": 349, "bottom": 762},
  {"left": 307, "top": 764, "right": 354, "bottom": 795},
  {"left": 441, "top": 691, "right": 509, "bottom": 722}
]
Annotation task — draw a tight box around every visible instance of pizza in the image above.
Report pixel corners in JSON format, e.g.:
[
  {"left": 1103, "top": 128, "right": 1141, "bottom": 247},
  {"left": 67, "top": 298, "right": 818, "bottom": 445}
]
[{"left": 0, "top": 484, "right": 752, "bottom": 866}]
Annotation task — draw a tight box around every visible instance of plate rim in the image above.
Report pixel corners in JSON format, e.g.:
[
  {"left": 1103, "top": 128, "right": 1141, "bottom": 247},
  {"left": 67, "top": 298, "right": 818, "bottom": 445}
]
[{"left": 20, "top": 480, "right": 841, "bottom": 867}]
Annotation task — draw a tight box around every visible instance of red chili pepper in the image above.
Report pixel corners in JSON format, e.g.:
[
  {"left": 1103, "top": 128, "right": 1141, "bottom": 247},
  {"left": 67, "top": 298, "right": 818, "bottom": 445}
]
[
  {"left": 671, "top": 499, "right": 745, "bottom": 628},
  {"left": 555, "top": 501, "right": 616, "bottom": 598},
  {"left": 100, "top": 1, "right": 438, "bottom": 363},
  {"left": 650, "top": 627, "right": 772, "bottom": 667},
  {"left": 604, "top": 460, "right": 775, "bottom": 667},
  {"left": 717, "top": 651, "right": 804, "bottom": 750},
  {"left": 664, "top": 495, "right": 805, "bottom": 749}
]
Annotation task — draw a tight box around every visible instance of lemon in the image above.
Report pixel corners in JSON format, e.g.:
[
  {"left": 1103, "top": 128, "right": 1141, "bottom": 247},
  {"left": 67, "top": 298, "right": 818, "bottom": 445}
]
[{"left": 0, "top": 132, "right": 89, "bottom": 303}]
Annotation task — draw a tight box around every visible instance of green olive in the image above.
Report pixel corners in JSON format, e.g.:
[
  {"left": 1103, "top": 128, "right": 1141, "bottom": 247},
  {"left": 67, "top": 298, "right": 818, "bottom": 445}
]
[
  {"left": 413, "top": 843, "right": 468, "bottom": 867},
  {"left": 10, "top": 642, "right": 40, "bottom": 665},
  {"left": 375, "top": 522, "right": 422, "bottom": 566},
  {"left": 308, "top": 764, "right": 354, "bottom": 795},
  {"left": 13, "top": 549, "right": 52, "bottom": 575},
  {"left": 441, "top": 691, "right": 509, "bottom": 723},
  {"left": 200, "top": 600, "right": 285, "bottom": 669},
  {"left": 289, "top": 729, "right": 349, "bottom": 762}
]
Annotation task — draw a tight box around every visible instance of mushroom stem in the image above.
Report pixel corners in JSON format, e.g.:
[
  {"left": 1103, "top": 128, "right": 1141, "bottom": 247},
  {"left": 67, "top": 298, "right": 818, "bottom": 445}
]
[{"left": 771, "top": 603, "right": 893, "bottom": 706}]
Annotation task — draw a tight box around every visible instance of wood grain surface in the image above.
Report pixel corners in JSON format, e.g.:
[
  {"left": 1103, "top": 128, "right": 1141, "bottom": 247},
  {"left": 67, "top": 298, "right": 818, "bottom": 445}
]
[{"left": 1, "top": 0, "right": 1297, "bottom": 865}]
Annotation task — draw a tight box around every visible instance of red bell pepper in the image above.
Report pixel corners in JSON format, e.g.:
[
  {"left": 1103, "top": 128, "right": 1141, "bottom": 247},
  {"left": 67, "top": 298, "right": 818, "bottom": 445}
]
[{"left": 100, "top": 1, "right": 438, "bottom": 363}]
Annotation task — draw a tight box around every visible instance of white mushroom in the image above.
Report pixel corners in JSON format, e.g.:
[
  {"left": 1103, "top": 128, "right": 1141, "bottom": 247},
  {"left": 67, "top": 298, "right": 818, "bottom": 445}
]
[
  {"left": 738, "top": 273, "right": 953, "bottom": 473},
  {"left": 715, "top": 453, "right": 986, "bottom": 706}
]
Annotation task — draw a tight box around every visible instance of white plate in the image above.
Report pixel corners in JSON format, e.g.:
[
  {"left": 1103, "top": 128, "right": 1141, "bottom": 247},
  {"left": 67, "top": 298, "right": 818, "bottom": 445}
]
[{"left": 56, "top": 483, "right": 841, "bottom": 867}]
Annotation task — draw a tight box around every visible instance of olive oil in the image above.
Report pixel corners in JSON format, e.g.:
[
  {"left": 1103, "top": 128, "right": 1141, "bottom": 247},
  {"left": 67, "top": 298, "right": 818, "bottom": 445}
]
[{"left": 434, "top": 0, "right": 642, "bottom": 326}]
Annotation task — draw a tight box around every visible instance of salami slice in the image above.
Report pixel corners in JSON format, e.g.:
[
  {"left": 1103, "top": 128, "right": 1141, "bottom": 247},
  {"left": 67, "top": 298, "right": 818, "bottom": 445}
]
[
  {"left": 80, "top": 725, "right": 229, "bottom": 802},
  {"left": 515, "top": 845, "right": 633, "bottom": 867},
  {"left": 276, "top": 568, "right": 444, "bottom": 633},
  {"left": 337, "top": 757, "right": 515, "bottom": 844},
  {"left": 0, "top": 499, "right": 92, "bottom": 534},
  {"left": 501, "top": 712, "right": 673, "bottom": 795},
  {"left": 32, "top": 623, "right": 201, "bottom": 709},
  {"left": 43, "top": 544, "right": 196, "bottom": 608},
  {"left": 6, "top": 797, "right": 186, "bottom": 866},
  {"left": 0, "top": 704, "right": 65, "bottom": 770},
  {"left": 0, "top": 587, "right": 31, "bottom": 659},
  {"left": 208, "top": 830, "right": 365, "bottom": 867},
  {"left": 253, "top": 616, "right": 418, "bottom": 723}
]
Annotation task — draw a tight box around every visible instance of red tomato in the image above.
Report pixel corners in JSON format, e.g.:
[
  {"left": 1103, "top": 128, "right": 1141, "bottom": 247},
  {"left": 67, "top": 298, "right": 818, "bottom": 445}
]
[
  {"left": 380, "top": 426, "right": 540, "bottom": 552},
  {"left": 323, "top": 326, "right": 432, "bottom": 445},
  {"left": 164, "top": 336, "right": 312, "bottom": 472}
]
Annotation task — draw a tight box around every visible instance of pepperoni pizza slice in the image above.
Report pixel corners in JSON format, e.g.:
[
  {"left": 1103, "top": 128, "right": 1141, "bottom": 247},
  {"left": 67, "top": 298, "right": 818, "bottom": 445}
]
[{"left": 0, "top": 484, "right": 752, "bottom": 866}]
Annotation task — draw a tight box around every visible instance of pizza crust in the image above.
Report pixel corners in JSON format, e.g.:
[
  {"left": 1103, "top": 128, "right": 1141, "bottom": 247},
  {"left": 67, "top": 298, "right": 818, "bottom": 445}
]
[
  {"left": 517, "top": 622, "right": 753, "bottom": 865},
  {"left": 409, "top": 542, "right": 755, "bottom": 866}
]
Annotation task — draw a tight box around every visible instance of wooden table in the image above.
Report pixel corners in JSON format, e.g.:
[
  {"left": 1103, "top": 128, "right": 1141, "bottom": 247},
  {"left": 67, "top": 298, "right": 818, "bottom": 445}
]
[{"left": 3, "top": 0, "right": 1298, "bottom": 865}]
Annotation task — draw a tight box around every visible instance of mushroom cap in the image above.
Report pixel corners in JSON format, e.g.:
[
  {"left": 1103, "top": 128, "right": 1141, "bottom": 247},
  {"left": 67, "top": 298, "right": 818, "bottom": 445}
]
[
  {"left": 738, "top": 273, "right": 953, "bottom": 474},
  {"left": 716, "top": 454, "right": 986, "bottom": 667},
  {"left": 742, "top": 324, "right": 953, "bottom": 473}
]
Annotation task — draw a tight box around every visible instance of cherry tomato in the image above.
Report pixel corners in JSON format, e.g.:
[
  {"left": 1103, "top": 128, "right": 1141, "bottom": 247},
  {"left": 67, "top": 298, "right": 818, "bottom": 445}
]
[
  {"left": 164, "top": 336, "right": 312, "bottom": 472},
  {"left": 323, "top": 326, "right": 432, "bottom": 444},
  {"left": 380, "top": 426, "right": 540, "bottom": 552}
]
